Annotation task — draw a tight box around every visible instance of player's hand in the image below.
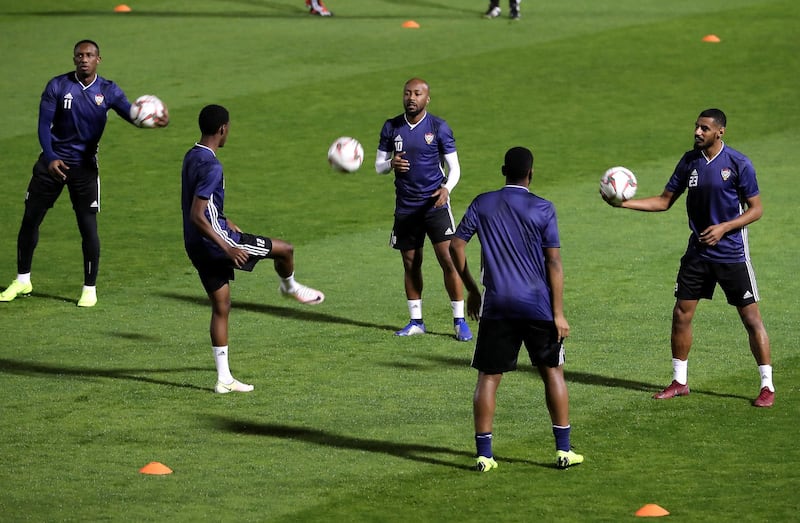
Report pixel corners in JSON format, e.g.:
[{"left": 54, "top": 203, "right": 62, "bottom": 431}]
[
  {"left": 226, "top": 246, "right": 249, "bottom": 268},
  {"left": 392, "top": 151, "right": 409, "bottom": 173},
  {"left": 226, "top": 218, "right": 242, "bottom": 233},
  {"left": 48, "top": 159, "right": 69, "bottom": 180},
  {"left": 466, "top": 291, "right": 482, "bottom": 322},
  {"left": 554, "top": 314, "right": 570, "bottom": 340},
  {"left": 432, "top": 187, "right": 450, "bottom": 208},
  {"left": 599, "top": 188, "right": 622, "bottom": 207},
  {"left": 154, "top": 104, "right": 169, "bottom": 127},
  {"left": 699, "top": 224, "right": 726, "bottom": 246}
]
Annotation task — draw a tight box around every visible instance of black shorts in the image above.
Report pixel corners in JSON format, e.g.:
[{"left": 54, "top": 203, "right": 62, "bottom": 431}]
[
  {"left": 26, "top": 155, "right": 100, "bottom": 213},
  {"left": 188, "top": 232, "right": 273, "bottom": 294},
  {"left": 471, "top": 319, "right": 565, "bottom": 374},
  {"left": 675, "top": 255, "right": 760, "bottom": 306},
  {"left": 390, "top": 206, "right": 456, "bottom": 250}
]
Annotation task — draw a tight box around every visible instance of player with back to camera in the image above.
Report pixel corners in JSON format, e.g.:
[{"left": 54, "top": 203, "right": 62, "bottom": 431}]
[
  {"left": 0, "top": 39, "right": 169, "bottom": 307},
  {"left": 602, "top": 108, "right": 775, "bottom": 408},
  {"left": 182, "top": 104, "right": 325, "bottom": 393},
  {"left": 450, "top": 147, "right": 584, "bottom": 471},
  {"left": 375, "top": 77, "right": 473, "bottom": 342}
]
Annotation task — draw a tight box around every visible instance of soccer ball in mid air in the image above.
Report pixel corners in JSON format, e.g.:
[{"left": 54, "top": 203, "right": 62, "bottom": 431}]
[
  {"left": 327, "top": 137, "right": 364, "bottom": 173},
  {"left": 130, "top": 95, "right": 166, "bottom": 128},
  {"left": 600, "top": 166, "right": 638, "bottom": 204}
]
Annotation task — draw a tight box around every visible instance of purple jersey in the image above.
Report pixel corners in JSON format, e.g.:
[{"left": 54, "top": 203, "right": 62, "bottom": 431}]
[
  {"left": 665, "top": 144, "right": 760, "bottom": 263},
  {"left": 38, "top": 72, "right": 132, "bottom": 167},
  {"left": 455, "top": 186, "right": 560, "bottom": 320},
  {"left": 181, "top": 144, "right": 234, "bottom": 258},
  {"left": 378, "top": 112, "right": 456, "bottom": 214}
]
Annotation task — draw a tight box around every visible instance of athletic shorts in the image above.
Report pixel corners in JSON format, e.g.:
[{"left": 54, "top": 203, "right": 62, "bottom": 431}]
[
  {"left": 389, "top": 206, "right": 456, "bottom": 250},
  {"left": 26, "top": 155, "right": 100, "bottom": 213},
  {"left": 188, "top": 232, "right": 273, "bottom": 294},
  {"left": 675, "top": 254, "right": 759, "bottom": 306},
  {"left": 471, "top": 319, "right": 565, "bottom": 374}
]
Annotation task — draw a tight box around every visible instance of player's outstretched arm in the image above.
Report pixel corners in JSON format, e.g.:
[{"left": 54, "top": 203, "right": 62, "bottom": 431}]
[{"left": 618, "top": 190, "right": 677, "bottom": 212}]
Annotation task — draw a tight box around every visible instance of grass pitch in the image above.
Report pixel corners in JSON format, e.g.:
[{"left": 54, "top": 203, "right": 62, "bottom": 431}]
[{"left": 1, "top": 1, "right": 798, "bottom": 521}]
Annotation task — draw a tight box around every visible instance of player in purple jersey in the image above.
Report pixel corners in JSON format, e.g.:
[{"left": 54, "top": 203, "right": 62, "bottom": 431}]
[
  {"left": 182, "top": 105, "right": 324, "bottom": 393},
  {"left": 375, "top": 78, "right": 473, "bottom": 342},
  {"left": 603, "top": 109, "right": 774, "bottom": 407},
  {"left": 451, "top": 147, "right": 583, "bottom": 471},
  {"left": 0, "top": 40, "right": 169, "bottom": 307}
]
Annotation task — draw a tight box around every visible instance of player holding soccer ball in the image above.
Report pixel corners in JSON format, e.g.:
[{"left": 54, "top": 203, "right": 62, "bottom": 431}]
[
  {"left": 602, "top": 109, "right": 774, "bottom": 407},
  {"left": 182, "top": 105, "right": 324, "bottom": 393},
  {"left": 375, "top": 78, "right": 472, "bottom": 342},
  {"left": 0, "top": 40, "right": 169, "bottom": 307}
]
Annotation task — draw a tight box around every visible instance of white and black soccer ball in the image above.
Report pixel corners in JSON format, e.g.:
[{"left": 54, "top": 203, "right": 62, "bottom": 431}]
[
  {"left": 327, "top": 136, "right": 364, "bottom": 173},
  {"left": 130, "top": 95, "right": 165, "bottom": 128},
  {"left": 600, "top": 166, "right": 638, "bottom": 204}
]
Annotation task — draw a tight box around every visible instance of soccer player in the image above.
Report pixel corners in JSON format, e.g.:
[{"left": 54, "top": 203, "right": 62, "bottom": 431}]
[
  {"left": 0, "top": 40, "right": 169, "bottom": 307},
  {"left": 450, "top": 147, "right": 584, "bottom": 471},
  {"left": 484, "top": 0, "right": 522, "bottom": 20},
  {"left": 603, "top": 108, "right": 774, "bottom": 408},
  {"left": 182, "top": 104, "right": 324, "bottom": 394},
  {"left": 306, "top": 0, "right": 332, "bottom": 16},
  {"left": 375, "top": 77, "right": 473, "bottom": 342}
]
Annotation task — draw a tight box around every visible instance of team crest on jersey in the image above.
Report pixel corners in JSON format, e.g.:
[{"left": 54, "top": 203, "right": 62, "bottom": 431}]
[
  {"left": 94, "top": 94, "right": 105, "bottom": 106},
  {"left": 424, "top": 132, "right": 434, "bottom": 144},
  {"left": 720, "top": 168, "right": 731, "bottom": 181}
]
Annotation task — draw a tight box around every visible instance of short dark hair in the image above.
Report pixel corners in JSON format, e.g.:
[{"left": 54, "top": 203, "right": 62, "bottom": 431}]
[
  {"left": 699, "top": 108, "right": 726, "bottom": 127},
  {"left": 74, "top": 40, "right": 100, "bottom": 55},
  {"left": 503, "top": 146, "right": 534, "bottom": 181},
  {"left": 198, "top": 105, "right": 229, "bottom": 135}
]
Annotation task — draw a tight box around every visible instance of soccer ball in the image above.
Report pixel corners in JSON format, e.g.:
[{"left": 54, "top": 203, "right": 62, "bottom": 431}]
[
  {"left": 600, "top": 166, "right": 638, "bottom": 204},
  {"left": 327, "top": 137, "right": 364, "bottom": 173},
  {"left": 130, "top": 95, "right": 165, "bottom": 128}
]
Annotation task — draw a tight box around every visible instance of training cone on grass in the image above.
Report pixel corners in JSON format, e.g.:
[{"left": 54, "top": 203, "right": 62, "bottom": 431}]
[
  {"left": 635, "top": 504, "right": 670, "bottom": 517},
  {"left": 139, "top": 462, "right": 173, "bottom": 475},
  {"left": 702, "top": 34, "right": 721, "bottom": 43},
  {"left": 114, "top": 4, "right": 132, "bottom": 12},
  {"left": 402, "top": 20, "right": 420, "bottom": 29}
]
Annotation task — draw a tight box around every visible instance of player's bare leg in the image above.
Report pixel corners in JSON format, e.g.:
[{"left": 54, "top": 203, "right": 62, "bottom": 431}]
[{"left": 271, "top": 238, "right": 324, "bottom": 305}]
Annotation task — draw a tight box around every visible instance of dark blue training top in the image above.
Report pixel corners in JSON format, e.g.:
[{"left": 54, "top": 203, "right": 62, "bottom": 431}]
[
  {"left": 665, "top": 144, "right": 760, "bottom": 263},
  {"left": 38, "top": 71, "right": 132, "bottom": 167},
  {"left": 181, "top": 144, "right": 234, "bottom": 259},
  {"left": 455, "top": 186, "right": 560, "bottom": 321},
  {"left": 378, "top": 112, "right": 456, "bottom": 215}
]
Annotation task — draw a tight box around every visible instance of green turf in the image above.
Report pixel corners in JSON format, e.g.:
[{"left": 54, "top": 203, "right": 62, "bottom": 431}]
[{"left": 1, "top": 1, "right": 798, "bottom": 521}]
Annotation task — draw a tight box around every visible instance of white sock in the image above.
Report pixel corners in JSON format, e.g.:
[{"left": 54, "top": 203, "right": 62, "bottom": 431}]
[
  {"left": 16, "top": 273, "right": 31, "bottom": 285},
  {"left": 82, "top": 285, "right": 96, "bottom": 294},
  {"left": 672, "top": 358, "right": 688, "bottom": 385},
  {"left": 758, "top": 364, "right": 774, "bottom": 392},
  {"left": 408, "top": 299, "right": 422, "bottom": 320},
  {"left": 213, "top": 346, "right": 234, "bottom": 384},
  {"left": 451, "top": 300, "right": 465, "bottom": 319},
  {"left": 280, "top": 273, "right": 297, "bottom": 293}
]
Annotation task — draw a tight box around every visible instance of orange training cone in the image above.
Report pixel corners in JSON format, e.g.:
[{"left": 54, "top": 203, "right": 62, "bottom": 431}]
[
  {"left": 114, "top": 4, "right": 132, "bottom": 12},
  {"left": 402, "top": 20, "right": 420, "bottom": 29},
  {"left": 139, "top": 462, "right": 173, "bottom": 475},
  {"left": 702, "top": 34, "right": 721, "bottom": 43},
  {"left": 635, "top": 504, "right": 670, "bottom": 517}
]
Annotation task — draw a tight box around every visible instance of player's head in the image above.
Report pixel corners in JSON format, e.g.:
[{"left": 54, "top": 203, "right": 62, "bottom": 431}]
[
  {"left": 199, "top": 104, "right": 230, "bottom": 145},
  {"left": 403, "top": 78, "right": 430, "bottom": 119},
  {"left": 73, "top": 40, "right": 101, "bottom": 79},
  {"left": 694, "top": 108, "right": 726, "bottom": 150},
  {"left": 502, "top": 147, "right": 534, "bottom": 184}
]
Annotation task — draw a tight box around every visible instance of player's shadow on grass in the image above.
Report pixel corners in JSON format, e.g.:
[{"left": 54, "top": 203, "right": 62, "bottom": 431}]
[
  {"left": 0, "top": 357, "right": 208, "bottom": 391},
  {"left": 159, "top": 292, "right": 456, "bottom": 338},
  {"left": 210, "top": 415, "right": 551, "bottom": 470},
  {"left": 411, "top": 355, "right": 750, "bottom": 401}
]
